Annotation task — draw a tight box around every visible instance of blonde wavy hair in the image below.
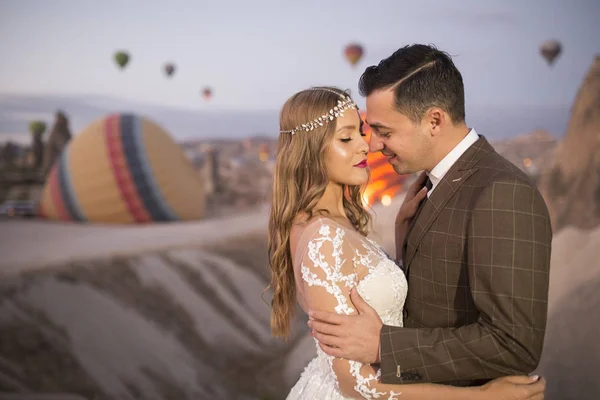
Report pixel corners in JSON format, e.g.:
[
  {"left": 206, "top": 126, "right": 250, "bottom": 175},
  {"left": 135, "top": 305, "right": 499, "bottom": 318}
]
[{"left": 267, "top": 86, "right": 371, "bottom": 339}]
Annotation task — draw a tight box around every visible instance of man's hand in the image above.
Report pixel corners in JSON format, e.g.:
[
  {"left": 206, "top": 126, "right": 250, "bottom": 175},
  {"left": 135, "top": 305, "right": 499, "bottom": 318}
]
[
  {"left": 396, "top": 171, "right": 428, "bottom": 227},
  {"left": 307, "top": 288, "right": 383, "bottom": 364}
]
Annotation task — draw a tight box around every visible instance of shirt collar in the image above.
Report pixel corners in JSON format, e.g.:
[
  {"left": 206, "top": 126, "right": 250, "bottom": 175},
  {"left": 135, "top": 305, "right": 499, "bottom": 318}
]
[{"left": 427, "top": 128, "right": 479, "bottom": 193}]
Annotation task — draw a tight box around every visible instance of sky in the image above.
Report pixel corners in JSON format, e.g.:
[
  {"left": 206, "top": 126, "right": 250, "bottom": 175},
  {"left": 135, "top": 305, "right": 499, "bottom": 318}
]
[{"left": 0, "top": 0, "right": 599, "bottom": 112}]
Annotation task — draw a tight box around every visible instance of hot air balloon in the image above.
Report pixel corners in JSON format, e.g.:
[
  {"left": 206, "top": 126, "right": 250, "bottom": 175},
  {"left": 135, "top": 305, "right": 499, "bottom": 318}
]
[
  {"left": 202, "top": 87, "right": 212, "bottom": 101},
  {"left": 344, "top": 44, "right": 364, "bottom": 67},
  {"left": 164, "top": 63, "right": 176, "bottom": 77},
  {"left": 38, "top": 113, "right": 206, "bottom": 224},
  {"left": 359, "top": 111, "right": 408, "bottom": 206},
  {"left": 540, "top": 40, "right": 562, "bottom": 66},
  {"left": 114, "top": 51, "right": 130, "bottom": 69}
]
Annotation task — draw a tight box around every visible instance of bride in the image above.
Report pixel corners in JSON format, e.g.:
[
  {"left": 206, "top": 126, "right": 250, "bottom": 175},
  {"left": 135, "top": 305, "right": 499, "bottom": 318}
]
[{"left": 267, "top": 86, "right": 545, "bottom": 400}]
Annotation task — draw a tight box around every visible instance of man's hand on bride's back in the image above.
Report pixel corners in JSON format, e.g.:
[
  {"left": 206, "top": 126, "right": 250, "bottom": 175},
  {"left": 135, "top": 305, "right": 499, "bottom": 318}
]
[
  {"left": 395, "top": 171, "right": 428, "bottom": 227},
  {"left": 308, "top": 287, "right": 382, "bottom": 364}
]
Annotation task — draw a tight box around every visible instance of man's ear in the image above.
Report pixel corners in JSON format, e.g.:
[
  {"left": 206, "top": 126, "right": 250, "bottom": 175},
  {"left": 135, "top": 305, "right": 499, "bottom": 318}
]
[{"left": 426, "top": 108, "right": 447, "bottom": 137}]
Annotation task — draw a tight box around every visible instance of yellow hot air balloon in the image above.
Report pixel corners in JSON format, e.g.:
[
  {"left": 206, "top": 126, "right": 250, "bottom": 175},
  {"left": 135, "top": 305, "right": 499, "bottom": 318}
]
[{"left": 39, "top": 113, "right": 205, "bottom": 224}]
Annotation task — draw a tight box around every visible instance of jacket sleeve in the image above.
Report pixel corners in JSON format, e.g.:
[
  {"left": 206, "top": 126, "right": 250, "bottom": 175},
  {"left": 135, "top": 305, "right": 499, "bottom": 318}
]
[{"left": 379, "top": 179, "right": 552, "bottom": 384}]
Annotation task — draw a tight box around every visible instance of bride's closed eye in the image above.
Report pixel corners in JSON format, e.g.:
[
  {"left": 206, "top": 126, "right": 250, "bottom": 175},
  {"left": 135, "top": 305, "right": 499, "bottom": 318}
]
[{"left": 341, "top": 131, "right": 367, "bottom": 143}]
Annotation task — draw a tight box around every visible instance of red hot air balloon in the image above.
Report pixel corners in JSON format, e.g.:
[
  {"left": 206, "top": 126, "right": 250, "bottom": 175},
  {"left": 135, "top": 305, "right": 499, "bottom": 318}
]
[
  {"left": 344, "top": 44, "right": 364, "bottom": 66},
  {"left": 540, "top": 40, "right": 562, "bottom": 66},
  {"left": 202, "top": 87, "right": 212, "bottom": 101}
]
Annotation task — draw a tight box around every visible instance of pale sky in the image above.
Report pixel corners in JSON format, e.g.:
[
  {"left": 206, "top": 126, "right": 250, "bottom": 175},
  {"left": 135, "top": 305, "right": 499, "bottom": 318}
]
[{"left": 1, "top": 0, "right": 598, "bottom": 111}]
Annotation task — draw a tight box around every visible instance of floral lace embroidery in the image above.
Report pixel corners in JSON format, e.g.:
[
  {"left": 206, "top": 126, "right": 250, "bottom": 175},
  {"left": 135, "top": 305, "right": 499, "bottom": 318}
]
[
  {"left": 296, "top": 221, "right": 408, "bottom": 399},
  {"left": 301, "top": 225, "right": 358, "bottom": 315}
]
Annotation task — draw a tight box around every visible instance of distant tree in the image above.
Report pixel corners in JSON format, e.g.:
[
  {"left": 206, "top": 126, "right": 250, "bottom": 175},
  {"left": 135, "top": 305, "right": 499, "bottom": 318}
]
[{"left": 43, "top": 111, "right": 72, "bottom": 177}]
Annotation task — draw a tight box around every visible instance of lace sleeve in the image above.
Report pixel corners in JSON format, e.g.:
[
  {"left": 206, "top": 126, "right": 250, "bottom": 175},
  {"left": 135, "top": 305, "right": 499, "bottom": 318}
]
[{"left": 299, "top": 221, "right": 403, "bottom": 399}]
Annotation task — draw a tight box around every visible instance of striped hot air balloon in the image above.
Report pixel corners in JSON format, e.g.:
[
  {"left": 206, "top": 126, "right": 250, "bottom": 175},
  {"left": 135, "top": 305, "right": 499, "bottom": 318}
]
[{"left": 39, "top": 114, "right": 205, "bottom": 224}]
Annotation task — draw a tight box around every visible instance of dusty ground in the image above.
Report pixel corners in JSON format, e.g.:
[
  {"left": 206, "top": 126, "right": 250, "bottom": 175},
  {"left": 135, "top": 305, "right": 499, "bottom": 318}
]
[{"left": 0, "top": 198, "right": 598, "bottom": 399}]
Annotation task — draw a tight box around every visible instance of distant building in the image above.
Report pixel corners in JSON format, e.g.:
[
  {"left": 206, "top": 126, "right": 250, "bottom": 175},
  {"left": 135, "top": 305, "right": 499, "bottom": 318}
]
[{"left": 207, "top": 148, "right": 222, "bottom": 193}]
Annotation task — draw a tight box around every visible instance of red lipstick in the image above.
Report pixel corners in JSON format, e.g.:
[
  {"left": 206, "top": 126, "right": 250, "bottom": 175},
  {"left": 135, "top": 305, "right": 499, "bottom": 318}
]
[{"left": 354, "top": 159, "right": 368, "bottom": 168}]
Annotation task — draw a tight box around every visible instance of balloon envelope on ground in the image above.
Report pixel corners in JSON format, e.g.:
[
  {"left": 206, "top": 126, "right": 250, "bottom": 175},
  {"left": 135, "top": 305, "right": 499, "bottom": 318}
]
[
  {"left": 359, "top": 112, "right": 408, "bottom": 205},
  {"left": 39, "top": 113, "right": 205, "bottom": 224}
]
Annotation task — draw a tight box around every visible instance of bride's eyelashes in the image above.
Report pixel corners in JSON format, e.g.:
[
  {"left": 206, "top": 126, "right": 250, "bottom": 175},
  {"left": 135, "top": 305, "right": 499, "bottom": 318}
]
[{"left": 341, "top": 132, "right": 367, "bottom": 143}]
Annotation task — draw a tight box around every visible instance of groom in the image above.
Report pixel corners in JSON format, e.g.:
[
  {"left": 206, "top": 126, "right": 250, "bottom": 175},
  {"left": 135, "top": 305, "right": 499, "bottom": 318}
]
[{"left": 308, "top": 44, "right": 552, "bottom": 386}]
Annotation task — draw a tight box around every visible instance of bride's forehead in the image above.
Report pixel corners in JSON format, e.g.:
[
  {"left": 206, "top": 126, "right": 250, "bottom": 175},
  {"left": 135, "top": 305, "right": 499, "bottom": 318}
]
[{"left": 335, "top": 110, "right": 361, "bottom": 129}]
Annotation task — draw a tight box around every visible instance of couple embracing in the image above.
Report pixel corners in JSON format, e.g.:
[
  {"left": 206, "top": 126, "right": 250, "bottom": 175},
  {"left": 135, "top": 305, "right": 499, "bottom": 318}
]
[{"left": 267, "top": 44, "right": 551, "bottom": 400}]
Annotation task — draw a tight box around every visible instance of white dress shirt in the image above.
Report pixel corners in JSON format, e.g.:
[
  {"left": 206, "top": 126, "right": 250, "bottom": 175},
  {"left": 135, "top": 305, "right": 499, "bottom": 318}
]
[{"left": 427, "top": 128, "right": 479, "bottom": 197}]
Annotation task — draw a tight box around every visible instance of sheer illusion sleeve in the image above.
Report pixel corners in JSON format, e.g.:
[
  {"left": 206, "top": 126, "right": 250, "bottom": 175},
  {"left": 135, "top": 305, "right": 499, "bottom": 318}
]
[
  {"left": 295, "top": 220, "right": 483, "bottom": 400},
  {"left": 298, "top": 221, "right": 403, "bottom": 399}
]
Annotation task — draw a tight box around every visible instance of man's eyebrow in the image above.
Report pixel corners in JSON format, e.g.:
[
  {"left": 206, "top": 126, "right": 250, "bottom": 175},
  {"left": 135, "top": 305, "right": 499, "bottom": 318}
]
[{"left": 366, "top": 121, "right": 390, "bottom": 130}]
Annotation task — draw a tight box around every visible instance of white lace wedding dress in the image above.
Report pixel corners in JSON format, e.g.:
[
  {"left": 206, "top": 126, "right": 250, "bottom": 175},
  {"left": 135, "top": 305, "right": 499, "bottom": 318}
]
[{"left": 287, "top": 217, "right": 408, "bottom": 400}]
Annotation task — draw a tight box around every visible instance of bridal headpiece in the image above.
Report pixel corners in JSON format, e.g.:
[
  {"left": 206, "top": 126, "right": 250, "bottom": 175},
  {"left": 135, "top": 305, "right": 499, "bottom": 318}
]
[{"left": 279, "top": 88, "right": 358, "bottom": 135}]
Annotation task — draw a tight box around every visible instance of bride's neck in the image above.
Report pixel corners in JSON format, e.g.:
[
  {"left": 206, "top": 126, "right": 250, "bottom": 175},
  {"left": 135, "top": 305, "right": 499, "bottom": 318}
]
[{"left": 315, "top": 182, "right": 346, "bottom": 219}]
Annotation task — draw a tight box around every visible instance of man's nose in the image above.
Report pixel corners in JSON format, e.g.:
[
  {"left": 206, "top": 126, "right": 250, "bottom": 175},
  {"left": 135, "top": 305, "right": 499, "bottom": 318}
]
[{"left": 369, "top": 134, "right": 383, "bottom": 153}]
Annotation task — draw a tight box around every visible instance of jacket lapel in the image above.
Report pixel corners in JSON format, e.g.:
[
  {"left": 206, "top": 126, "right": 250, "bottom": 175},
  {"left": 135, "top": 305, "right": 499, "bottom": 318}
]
[{"left": 403, "top": 135, "right": 493, "bottom": 272}]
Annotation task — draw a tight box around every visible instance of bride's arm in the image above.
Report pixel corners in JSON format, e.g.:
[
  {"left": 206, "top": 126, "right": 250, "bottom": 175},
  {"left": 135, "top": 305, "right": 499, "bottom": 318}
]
[{"left": 300, "top": 223, "right": 483, "bottom": 400}]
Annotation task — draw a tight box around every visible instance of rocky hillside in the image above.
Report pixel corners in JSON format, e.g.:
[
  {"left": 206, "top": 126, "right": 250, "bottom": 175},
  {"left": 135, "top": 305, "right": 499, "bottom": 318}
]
[
  {"left": 0, "top": 197, "right": 598, "bottom": 399},
  {"left": 537, "top": 55, "right": 600, "bottom": 231},
  {"left": 0, "top": 211, "right": 313, "bottom": 400},
  {"left": 491, "top": 129, "right": 558, "bottom": 180}
]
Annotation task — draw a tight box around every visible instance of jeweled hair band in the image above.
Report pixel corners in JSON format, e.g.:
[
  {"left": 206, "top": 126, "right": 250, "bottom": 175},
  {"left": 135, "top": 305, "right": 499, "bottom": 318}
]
[{"left": 279, "top": 88, "right": 358, "bottom": 135}]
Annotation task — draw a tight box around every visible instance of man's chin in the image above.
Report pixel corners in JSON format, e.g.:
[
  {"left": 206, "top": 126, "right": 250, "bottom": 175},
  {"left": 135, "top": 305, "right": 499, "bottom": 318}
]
[{"left": 392, "top": 164, "right": 411, "bottom": 175}]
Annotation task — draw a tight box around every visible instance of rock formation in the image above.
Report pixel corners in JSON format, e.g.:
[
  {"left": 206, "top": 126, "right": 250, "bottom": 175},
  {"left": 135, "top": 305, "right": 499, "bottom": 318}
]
[{"left": 537, "top": 55, "right": 600, "bottom": 231}]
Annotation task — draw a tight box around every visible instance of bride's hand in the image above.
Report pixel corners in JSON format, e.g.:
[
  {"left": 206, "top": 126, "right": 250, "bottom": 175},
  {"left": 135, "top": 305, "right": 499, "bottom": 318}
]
[
  {"left": 395, "top": 171, "right": 428, "bottom": 227},
  {"left": 479, "top": 375, "right": 546, "bottom": 399}
]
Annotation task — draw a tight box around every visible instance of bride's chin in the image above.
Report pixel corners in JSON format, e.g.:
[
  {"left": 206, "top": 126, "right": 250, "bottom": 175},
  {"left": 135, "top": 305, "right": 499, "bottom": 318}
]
[
  {"left": 337, "top": 173, "right": 369, "bottom": 187},
  {"left": 352, "top": 177, "right": 369, "bottom": 187}
]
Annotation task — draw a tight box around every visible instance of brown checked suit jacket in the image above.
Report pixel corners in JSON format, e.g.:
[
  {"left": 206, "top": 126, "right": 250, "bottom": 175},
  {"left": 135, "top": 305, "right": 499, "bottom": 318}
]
[{"left": 379, "top": 135, "right": 552, "bottom": 387}]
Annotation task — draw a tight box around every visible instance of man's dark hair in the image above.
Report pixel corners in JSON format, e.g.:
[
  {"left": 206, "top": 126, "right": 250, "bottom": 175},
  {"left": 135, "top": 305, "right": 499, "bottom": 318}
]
[{"left": 359, "top": 44, "right": 465, "bottom": 124}]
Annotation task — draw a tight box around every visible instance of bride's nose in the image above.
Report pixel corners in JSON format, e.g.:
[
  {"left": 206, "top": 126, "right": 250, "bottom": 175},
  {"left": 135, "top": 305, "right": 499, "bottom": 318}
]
[{"left": 358, "top": 139, "right": 369, "bottom": 155}]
